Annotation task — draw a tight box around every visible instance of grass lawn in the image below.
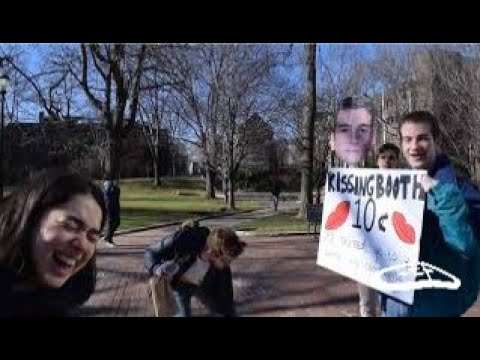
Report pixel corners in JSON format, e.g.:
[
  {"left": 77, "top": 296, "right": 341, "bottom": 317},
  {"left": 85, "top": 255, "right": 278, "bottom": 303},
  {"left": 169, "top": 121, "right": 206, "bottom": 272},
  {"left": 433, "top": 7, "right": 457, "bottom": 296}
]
[
  {"left": 233, "top": 209, "right": 312, "bottom": 233},
  {"left": 118, "top": 178, "right": 262, "bottom": 230}
]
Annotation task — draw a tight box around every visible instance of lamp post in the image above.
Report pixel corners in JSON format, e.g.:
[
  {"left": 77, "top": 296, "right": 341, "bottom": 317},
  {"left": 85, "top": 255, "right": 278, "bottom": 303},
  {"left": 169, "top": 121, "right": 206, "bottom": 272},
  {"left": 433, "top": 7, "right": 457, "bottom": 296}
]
[{"left": 0, "top": 73, "right": 10, "bottom": 199}]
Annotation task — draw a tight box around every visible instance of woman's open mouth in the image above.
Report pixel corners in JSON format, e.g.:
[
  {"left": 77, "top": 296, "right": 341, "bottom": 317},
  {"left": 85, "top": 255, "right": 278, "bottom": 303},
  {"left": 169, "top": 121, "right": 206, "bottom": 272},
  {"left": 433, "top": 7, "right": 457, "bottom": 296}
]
[{"left": 51, "top": 251, "right": 78, "bottom": 275}]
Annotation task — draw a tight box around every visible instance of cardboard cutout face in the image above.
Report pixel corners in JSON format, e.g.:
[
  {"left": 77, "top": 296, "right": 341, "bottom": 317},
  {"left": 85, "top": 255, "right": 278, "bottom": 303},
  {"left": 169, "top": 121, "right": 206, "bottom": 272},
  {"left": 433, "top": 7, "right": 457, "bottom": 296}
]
[{"left": 330, "top": 107, "right": 375, "bottom": 166}]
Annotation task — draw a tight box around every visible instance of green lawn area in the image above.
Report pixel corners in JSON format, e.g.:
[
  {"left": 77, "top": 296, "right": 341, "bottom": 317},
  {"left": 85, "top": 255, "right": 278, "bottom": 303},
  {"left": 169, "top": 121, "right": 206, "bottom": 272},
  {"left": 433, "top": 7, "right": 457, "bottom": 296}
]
[
  {"left": 118, "top": 178, "right": 262, "bottom": 230},
  {"left": 233, "top": 209, "right": 310, "bottom": 233}
]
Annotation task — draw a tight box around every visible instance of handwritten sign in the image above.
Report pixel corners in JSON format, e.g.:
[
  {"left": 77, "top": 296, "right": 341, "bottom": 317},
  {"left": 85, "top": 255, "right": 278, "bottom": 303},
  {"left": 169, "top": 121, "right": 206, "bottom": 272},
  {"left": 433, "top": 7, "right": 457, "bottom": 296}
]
[{"left": 316, "top": 168, "right": 427, "bottom": 304}]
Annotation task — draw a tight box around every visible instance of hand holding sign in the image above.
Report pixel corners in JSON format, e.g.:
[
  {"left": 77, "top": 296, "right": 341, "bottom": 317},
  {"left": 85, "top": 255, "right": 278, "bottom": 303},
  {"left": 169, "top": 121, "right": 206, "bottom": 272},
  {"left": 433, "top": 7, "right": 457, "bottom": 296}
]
[{"left": 420, "top": 174, "right": 439, "bottom": 193}]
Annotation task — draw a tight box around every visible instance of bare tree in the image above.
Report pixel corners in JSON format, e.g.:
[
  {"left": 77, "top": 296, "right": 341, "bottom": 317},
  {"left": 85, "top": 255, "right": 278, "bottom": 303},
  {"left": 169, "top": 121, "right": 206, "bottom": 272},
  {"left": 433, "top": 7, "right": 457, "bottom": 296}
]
[
  {"left": 215, "top": 45, "right": 291, "bottom": 209},
  {"left": 0, "top": 44, "right": 88, "bottom": 184},
  {"left": 297, "top": 44, "right": 316, "bottom": 218},
  {"left": 139, "top": 68, "right": 170, "bottom": 186},
  {"left": 2, "top": 44, "right": 79, "bottom": 122},
  {"left": 368, "top": 43, "right": 480, "bottom": 176},
  {"left": 63, "top": 44, "right": 148, "bottom": 181},
  {"left": 423, "top": 44, "right": 480, "bottom": 176},
  {"left": 138, "top": 44, "right": 192, "bottom": 185},
  {"left": 2, "top": 44, "right": 149, "bottom": 181},
  {"left": 318, "top": 44, "right": 371, "bottom": 105},
  {"left": 157, "top": 44, "right": 225, "bottom": 198},
  {"left": 151, "top": 44, "right": 291, "bottom": 205}
]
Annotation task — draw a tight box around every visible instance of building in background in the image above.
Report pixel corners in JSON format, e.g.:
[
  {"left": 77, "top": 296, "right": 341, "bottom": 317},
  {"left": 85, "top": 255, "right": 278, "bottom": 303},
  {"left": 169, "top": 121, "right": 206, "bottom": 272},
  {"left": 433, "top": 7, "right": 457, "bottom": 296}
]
[{"left": 5, "top": 114, "right": 186, "bottom": 184}]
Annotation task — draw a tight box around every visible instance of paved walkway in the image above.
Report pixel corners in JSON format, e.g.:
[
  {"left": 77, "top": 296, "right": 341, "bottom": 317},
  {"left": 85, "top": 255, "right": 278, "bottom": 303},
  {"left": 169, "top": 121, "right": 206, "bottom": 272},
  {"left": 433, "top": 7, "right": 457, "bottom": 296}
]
[{"left": 77, "top": 206, "right": 480, "bottom": 317}]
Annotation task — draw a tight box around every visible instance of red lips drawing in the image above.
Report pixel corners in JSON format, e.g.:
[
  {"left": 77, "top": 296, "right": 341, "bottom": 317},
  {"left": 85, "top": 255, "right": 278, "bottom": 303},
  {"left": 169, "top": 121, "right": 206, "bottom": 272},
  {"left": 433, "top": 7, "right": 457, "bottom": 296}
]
[
  {"left": 325, "top": 201, "right": 350, "bottom": 230},
  {"left": 392, "top": 212, "right": 416, "bottom": 244}
]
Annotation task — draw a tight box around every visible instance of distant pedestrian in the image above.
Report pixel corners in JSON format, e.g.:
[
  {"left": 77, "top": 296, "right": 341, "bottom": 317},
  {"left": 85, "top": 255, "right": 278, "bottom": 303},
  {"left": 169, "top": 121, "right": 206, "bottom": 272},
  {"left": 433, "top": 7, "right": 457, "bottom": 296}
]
[
  {"left": 271, "top": 182, "right": 281, "bottom": 212},
  {"left": 103, "top": 180, "right": 120, "bottom": 246}
]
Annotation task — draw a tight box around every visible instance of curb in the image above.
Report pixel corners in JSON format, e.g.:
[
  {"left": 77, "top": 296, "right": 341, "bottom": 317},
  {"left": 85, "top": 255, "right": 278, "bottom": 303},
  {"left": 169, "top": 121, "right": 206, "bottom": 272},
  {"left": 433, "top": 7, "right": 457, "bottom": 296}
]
[
  {"left": 115, "top": 209, "right": 258, "bottom": 236},
  {"left": 236, "top": 231, "right": 320, "bottom": 237}
]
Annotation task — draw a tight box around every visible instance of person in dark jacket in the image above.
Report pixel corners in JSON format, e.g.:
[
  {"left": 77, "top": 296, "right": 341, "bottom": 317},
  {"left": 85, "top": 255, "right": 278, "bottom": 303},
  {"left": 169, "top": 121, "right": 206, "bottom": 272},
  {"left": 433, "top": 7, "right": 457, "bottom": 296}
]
[
  {"left": 144, "top": 221, "right": 246, "bottom": 317},
  {"left": 102, "top": 180, "right": 120, "bottom": 245},
  {"left": 271, "top": 182, "right": 281, "bottom": 212},
  {"left": 381, "top": 111, "right": 480, "bottom": 317},
  {"left": 0, "top": 168, "right": 106, "bottom": 316}
]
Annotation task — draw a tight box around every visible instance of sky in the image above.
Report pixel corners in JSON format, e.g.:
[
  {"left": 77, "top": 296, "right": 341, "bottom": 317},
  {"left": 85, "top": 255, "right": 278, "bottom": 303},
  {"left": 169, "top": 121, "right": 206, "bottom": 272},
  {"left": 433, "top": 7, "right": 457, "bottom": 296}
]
[{"left": 0, "top": 43, "right": 430, "bottom": 123}]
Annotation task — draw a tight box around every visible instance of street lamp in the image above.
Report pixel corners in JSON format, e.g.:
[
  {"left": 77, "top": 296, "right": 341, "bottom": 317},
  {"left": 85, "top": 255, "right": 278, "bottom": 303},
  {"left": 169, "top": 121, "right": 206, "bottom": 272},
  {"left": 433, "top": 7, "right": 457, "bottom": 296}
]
[{"left": 0, "top": 73, "right": 10, "bottom": 199}]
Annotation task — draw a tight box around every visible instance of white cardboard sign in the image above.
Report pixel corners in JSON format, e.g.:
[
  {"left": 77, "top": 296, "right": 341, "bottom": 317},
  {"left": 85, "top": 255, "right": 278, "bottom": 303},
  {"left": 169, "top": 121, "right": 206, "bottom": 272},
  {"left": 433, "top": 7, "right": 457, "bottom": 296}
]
[{"left": 317, "top": 168, "right": 427, "bottom": 304}]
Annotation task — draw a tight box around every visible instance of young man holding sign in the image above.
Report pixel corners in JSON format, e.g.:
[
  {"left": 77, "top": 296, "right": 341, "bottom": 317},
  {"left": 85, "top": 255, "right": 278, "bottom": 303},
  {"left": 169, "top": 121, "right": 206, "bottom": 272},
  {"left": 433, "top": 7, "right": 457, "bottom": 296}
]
[{"left": 381, "top": 111, "right": 480, "bottom": 317}]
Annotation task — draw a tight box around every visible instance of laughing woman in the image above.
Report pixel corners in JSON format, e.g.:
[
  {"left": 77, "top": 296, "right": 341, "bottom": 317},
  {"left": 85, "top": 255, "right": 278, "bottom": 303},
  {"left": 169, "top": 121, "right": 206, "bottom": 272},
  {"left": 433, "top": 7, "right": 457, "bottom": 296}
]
[{"left": 0, "top": 168, "right": 106, "bottom": 316}]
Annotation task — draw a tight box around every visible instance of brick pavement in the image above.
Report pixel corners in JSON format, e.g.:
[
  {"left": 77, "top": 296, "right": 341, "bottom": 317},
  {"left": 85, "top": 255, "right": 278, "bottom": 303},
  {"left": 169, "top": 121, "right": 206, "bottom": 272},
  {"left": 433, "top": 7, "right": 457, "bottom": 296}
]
[
  {"left": 78, "top": 220, "right": 480, "bottom": 317},
  {"left": 78, "top": 229, "right": 361, "bottom": 317}
]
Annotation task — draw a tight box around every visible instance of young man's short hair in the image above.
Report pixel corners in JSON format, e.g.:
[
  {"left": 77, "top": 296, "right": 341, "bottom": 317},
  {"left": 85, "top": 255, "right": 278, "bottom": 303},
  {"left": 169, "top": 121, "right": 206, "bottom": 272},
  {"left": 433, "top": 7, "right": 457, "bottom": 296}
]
[
  {"left": 337, "top": 96, "right": 375, "bottom": 120},
  {"left": 378, "top": 142, "right": 400, "bottom": 158},
  {"left": 207, "top": 228, "right": 246, "bottom": 258},
  {"left": 399, "top": 111, "right": 440, "bottom": 140}
]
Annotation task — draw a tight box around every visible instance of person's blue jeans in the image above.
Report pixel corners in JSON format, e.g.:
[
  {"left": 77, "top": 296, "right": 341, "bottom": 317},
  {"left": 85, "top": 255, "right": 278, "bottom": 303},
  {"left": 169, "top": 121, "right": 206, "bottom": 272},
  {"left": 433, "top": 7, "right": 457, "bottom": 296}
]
[
  {"left": 381, "top": 293, "right": 463, "bottom": 317},
  {"left": 381, "top": 295, "right": 411, "bottom": 317},
  {"left": 172, "top": 281, "right": 236, "bottom": 317},
  {"left": 172, "top": 282, "right": 195, "bottom": 317}
]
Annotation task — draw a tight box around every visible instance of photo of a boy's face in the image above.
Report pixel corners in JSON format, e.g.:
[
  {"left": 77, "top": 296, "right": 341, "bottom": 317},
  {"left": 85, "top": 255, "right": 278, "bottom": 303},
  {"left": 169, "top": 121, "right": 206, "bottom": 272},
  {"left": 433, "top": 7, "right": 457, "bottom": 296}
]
[{"left": 330, "top": 107, "right": 375, "bottom": 166}]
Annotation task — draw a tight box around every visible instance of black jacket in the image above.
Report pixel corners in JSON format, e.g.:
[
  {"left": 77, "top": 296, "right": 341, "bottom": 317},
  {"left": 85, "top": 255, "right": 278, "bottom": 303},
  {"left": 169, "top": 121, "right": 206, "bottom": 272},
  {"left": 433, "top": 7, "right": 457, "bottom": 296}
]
[
  {"left": 271, "top": 184, "right": 281, "bottom": 197},
  {"left": 0, "top": 265, "right": 92, "bottom": 317},
  {"left": 144, "top": 227, "right": 210, "bottom": 284},
  {"left": 104, "top": 185, "right": 120, "bottom": 219}
]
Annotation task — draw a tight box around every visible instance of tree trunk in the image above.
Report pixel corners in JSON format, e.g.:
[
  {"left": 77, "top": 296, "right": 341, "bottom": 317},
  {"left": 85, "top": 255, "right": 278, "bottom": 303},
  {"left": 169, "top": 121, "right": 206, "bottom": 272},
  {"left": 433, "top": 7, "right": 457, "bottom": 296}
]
[
  {"left": 106, "top": 130, "right": 121, "bottom": 182},
  {"left": 297, "top": 43, "right": 316, "bottom": 219},
  {"left": 205, "top": 167, "right": 216, "bottom": 199},
  {"left": 228, "top": 176, "right": 235, "bottom": 210},
  {"left": 172, "top": 149, "right": 176, "bottom": 177},
  {"left": 153, "top": 162, "right": 160, "bottom": 186},
  {"left": 146, "top": 162, "right": 150, "bottom": 178},
  {"left": 223, "top": 175, "right": 228, "bottom": 204},
  {"left": 154, "top": 141, "right": 161, "bottom": 186}
]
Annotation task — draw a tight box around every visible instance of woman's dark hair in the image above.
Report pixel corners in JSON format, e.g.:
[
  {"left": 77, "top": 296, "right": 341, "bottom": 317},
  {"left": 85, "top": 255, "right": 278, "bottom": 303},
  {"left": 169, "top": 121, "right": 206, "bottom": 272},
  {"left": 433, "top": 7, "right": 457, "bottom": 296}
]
[{"left": 0, "top": 167, "right": 106, "bottom": 306}]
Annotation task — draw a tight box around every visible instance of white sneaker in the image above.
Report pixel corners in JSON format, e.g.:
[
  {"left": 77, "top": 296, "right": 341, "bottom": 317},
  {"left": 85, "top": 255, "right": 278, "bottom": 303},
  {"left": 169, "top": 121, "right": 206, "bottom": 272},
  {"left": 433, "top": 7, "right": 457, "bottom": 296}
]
[{"left": 103, "top": 240, "right": 115, "bottom": 248}]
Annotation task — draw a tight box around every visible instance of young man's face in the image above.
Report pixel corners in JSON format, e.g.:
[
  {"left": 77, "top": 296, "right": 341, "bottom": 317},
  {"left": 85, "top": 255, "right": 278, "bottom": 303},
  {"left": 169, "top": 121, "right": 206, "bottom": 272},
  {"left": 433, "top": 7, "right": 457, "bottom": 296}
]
[
  {"left": 330, "top": 108, "right": 375, "bottom": 166},
  {"left": 400, "top": 121, "right": 438, "bottom": 170},
  {"left": 377, "top": 150, "right": 399, "bottom": 169}
]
